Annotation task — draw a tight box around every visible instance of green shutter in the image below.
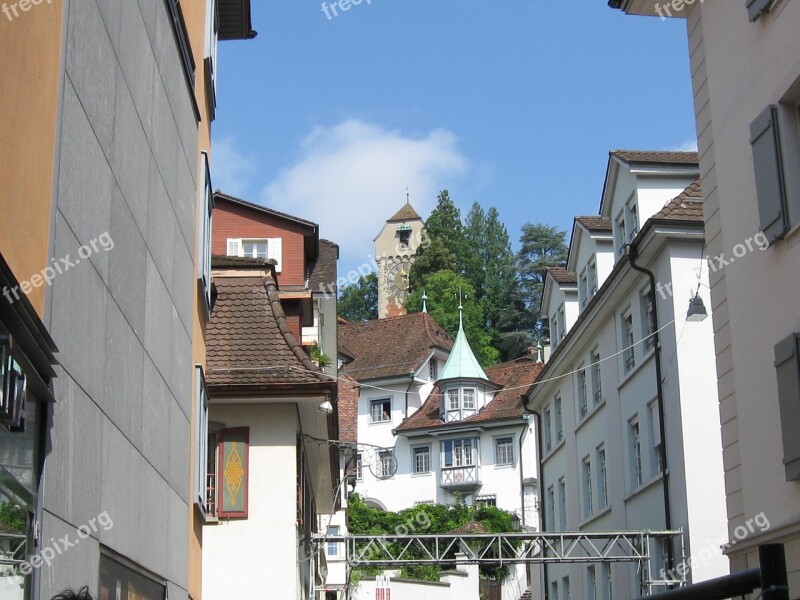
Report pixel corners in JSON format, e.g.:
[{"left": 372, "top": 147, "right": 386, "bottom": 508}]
[
  {"left": 750, "top": 105, "right": 789, "bottom": 244},
  {"left": 746, "top": 0, "right": 776, "bottom": 21},
  {"left": 219, "top": 427, "right": 249, "bottom": 518},
  {"left": 774, "top": 334, "right": 800, "bottom": 481}
]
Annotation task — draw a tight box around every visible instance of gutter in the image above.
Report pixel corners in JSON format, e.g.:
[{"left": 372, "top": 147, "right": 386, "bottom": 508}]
[
  {"left": 625, "top": 243, "right": 675, "bottom": 577},
  {"left": 518, "top": 408, "right": 529, "bottom": 527},
  {"left": 521, "top": 398, "right": 548, "bottom": 600}
]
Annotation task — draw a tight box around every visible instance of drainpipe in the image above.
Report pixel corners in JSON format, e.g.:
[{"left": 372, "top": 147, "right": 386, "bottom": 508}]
[
  {"left": 625, "top": 243, "right": 675, "bottom": 577},
  {"left": 522, "top": 397, "right": 548, "bottom": 600},
  {"left": 518, "top": 408, "right": 529, "bottom": 527}
]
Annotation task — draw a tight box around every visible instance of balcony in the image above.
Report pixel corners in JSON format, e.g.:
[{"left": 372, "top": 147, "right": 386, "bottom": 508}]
[{"left": 441, "top": 466, "right": 481, "bottom": 490}]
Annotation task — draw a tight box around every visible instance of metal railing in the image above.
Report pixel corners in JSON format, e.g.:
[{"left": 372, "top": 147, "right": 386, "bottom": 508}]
[{"left": 441, "top": 465, "right": 480, "bottom": 487}]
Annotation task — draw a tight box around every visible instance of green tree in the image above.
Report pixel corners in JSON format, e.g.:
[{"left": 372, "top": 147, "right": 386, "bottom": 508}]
[
  {"left": 406, "top": 270, "right": 499, "bottom": 366},
  {"left": 517, "top": 223, "right": 568, "bottom": 338},
  {"left": 409, "top": 190, "right": 468, "bottom": 290},
  {"left": 462, "top": 202, "right": 487, "bottom": 299},
  {"left": 337, "top": 272, "right": 378, "bottom": 322}
]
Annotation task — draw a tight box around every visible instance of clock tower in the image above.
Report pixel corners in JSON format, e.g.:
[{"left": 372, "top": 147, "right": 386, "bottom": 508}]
[{"left": 375, "top": 201, "right": 425, "bottom": 319}]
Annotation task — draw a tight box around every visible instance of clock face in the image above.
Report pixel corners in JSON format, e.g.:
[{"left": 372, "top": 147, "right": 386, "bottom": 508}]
[{"left": 387, "top": 262, "right": 412, "bottom": 297}]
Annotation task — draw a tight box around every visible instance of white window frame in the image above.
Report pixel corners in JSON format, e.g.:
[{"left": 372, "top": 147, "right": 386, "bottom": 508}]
[
  {"left": 558, "top": 304, "right": 566, "bottom": 341},
  {"left": 355, "top": 453, "right": 363, "bottom": 481},
  {"left": 242, "top": 239, "right": 269, "bottom": 259},
  {"left": 562, "top": 576, "right": 571, "bottom": 600},
  {"left": 621, "top": 308, "right": 635, "bottom": 372},
  {"left": 588, "top": 258, "right": 598, "bottom": 297},
  {"left": 370, "top": 398, "right": 391, "bottom": 423},
  {"left": 544, "top": 407, "right": 552, "bottom": 452},
  {"left": 198, "top": 153, "right": 213, "bottom": 317},
  {"left": 577, "top": 365, "right": 588, "bottom": 419},
  {"left": 597, "top": 445, "right": 608, "bottom": 509},
  {"left": 557, "top": 477, "right": 567, "bottom": 530},
  {"left": 554, "top": 394, "right": 563, "bottom": 442},
  {"left": 495, "top": 436, "right": 514, "bottom": 466},
  {"left": 462, "top": 388, "right": 476, "bottom": 410},
  {"left": 378, "top": 451, "right": 394, "bottom": 478},
  {"left": 590, "top": 347, "right": 602, "bottom": 405},
  {"left": 441, "top": 438, "right": 477, "bottom": 468},
  {"left": 326, "top": 526, "right": 340, "bottom": 556},
  {"left": 649, "top": 400, "right": 663, "bottom": 476},
  {"left": 626, "top": 195, "right": 639, "bottom": 241},
  {"left": 226, "top": 237, "right": 284, "bottom": 271},
  {"left": 579, "top": 270, "right": 588, "bottom": 308},
  {"left": 630, "top": 417, "right": 643, "bottom": 488},
  {"left": 582, "top": 455, "right": 593, "bottom": 519},
  {"left": 641, "top": 286, "right": 656, "bottom": 352},
  {"left": 587, "top": 565, "right": 597, "bottom": 600},
  {"left": 194, "top": 365, "right": 210, "bottom": 516},
  {"left": 412, "top": 445, "right": 431, "bottom": 474},
  {"left": 614, "top": 212, "right": 626, "bottom": 256},
  {"left": 429, "top": 358, "right": 438, "bottom": 381},
  {"left": 546, "top": 486, "right": 556, "bottom": 530}
]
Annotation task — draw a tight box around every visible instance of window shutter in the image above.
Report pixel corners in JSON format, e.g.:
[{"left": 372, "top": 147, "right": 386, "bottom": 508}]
[
  {"left": 750, "top": 105, "right": 789, "bottom": 244},
  {"left": 268, "top": 237, "right": 283, "bottom": 272},
  {"left": 774, "top": 334, "right": 800, "bottom": 481},
  {"left": 746, "top": 0, "right": 775, "bottom": 21},
  {"left": 218, "top": 427, "right": 250, "bottom": 518},
  {"left": 227, "top": 238, "right": 242, "bottom": 257}
]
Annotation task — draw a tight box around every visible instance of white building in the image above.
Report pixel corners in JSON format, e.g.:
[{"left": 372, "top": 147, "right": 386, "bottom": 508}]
[
  {"left": 526, "top": 151, "right": 728, "bottom": 599},
  {"left": 609, "top": 2, "right": 800, "bottom": 594}
]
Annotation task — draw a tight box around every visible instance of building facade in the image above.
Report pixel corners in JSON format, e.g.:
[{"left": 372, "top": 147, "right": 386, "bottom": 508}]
[
  {"left": 609, "top": 1, "right": 800, "bottom": 594},
  {"left": 527, "top": 151, "right": 728, "bottom": 599},
  {"left": 375, "top": 203, "right": 425, "bottom": 319},
  {"left": 0, "top": 0, "right": 254, "bottom": 598}
]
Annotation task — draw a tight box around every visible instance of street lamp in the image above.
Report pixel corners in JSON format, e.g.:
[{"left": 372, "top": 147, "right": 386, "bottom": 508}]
[{"left": 686, "top": 293, "right": 708, "bottom": 322}]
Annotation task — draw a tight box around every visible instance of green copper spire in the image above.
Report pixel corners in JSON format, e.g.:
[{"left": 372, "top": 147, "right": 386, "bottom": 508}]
[{"left": 438, "top": 301, "right": 489, "bottom": 382}]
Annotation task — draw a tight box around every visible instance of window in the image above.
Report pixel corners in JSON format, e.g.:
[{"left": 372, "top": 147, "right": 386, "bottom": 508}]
[
  {"left": 99, "top": 554, "right": 166, "bottom": 600},
  {"left": 558, "top": 305, "right": 566, "bottom": 341},
  {"left": 615, "top": 212, "right": 626, "bottom": 256},
  {"left": 562, "top": 576, "right": 571, "bottom": 600},
  {"left": 378, "top": 451, "right": 394, "bottom": 478},
  {"left": 588, "top": 259, "right": 598, "bottom": 297},
  {"left": 551, "top": 581, "right": 559, "bottom": 600},
  {"left": 194, "top": 366, "right": 210, "bottom": 515},
  {"left": 649, "top": 401, "right": 663, "bottom": 477},
  {"left": 597, "top": 445, "right": 608, "bottom": 509},
  {"left": 165, "top": 0, "right": 195, "bottom": 89},
  {"left": 429, "top": 358, "right": 438, "bottom": 381},
  {"left": 621, "top": 309, "right": 635, "bottom": 372},
  {"left": 356, "top": 453, "right": 363, "bottom": 480},
  {"left": 774, "top": 333, "right": 800, "bottom": 481},
  {"left": 370, "top": 399, "right": 391, "bottom": 423},
  {"left": 747, "top": 0, "right": 777, "bottom": 21},
  {"left": 198, "top": 153, "right": 213, "bottom": 315},
  {"left": 546, "top": 486, "right": 556, "bottom": 530},
  {"left": 629, "top": 417, "right": 643, "bottom": 488},
  {"left": 226, "top": 237, "right": 283, "bottom": 271},
  {"left": 557, "top": 477, "right": 566, "bottom": 530},
  {"left": 476, "top": 495, "right": 497, "bottom": 507},
  {"left": 626, "top": 197, "right": 639, "bottom": 241},
  {"left": 203, "top": 0, "right": 219, "bottom": 120},
  {"left": 641, "top": 287, "right": 656, "bottom": 352},
  {"left": 218, "top": 427, "right": 249, "bottom": 518},
  {"left": 587, "top": 565, "right": 597, "bottom": 600},
  {"left": 413, "top": 446, "right": 431, "bottom": 474},
  {"left": 577, "top": 366, "right": 588, "bottom": 419},
  {"left": 550, "top": 314, "right": 559, "bottom": 347},
  {"left": 444, "top": 387, "right": 477, "bottom": 421},
  {"left": 463, "top": 388, "right": 475, "bottom": 410},
  {"left": 495, "top": 437, "right": 514, "bottom": 466},
  {"left": 602, "top": 563, "right": 613, "bottom": 600},
  {"left": 441, "top": 438, "right": 476, "bottom": 468},
  {"left": 582, "top": 456, "right": 593, "bottom": 519},
  {"left": 579, "top": 270, "right": 588, "bottom": 307},
  {"left": 448, "top": 389, "right": 460, "bottom": 411},
  {"left": 327, "top": 526, "right": 340, "bottom": 556},
  {"left": 591, "top": 347, "right": 602, "bottom": 405},
  {"left": 544, "top": 408, "right": 552, "bottom": 452},
  {"left": 554, "top": 395, "right": 563, "bottom": 442},
  {"left": 750, "top": 105, "right": 790, "bottom": 243}
]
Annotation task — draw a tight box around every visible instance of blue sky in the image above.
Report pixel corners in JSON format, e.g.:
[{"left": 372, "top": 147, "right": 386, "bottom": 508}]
[{"left": 212, "top": 1, "right": 697, "bottom": 275}]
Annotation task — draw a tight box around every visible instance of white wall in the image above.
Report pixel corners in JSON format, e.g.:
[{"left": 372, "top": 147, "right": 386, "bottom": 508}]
[
  {"left": 353, "top": 562, "right": 480, "bottom": 600},
  {"left": 203, "top": 404, "right": 302, "bottom": 600}
]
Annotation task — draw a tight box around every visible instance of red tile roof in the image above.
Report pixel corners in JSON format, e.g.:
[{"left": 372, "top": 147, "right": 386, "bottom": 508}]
[
  {"left": 337, "top": 374, "right": 359, "bottom": 443},
  {"left": 547, "top": 267, "right": 577, "bottom": 285},
  {"left": 308, "top": 239, "right": 339, "bottom": 294},
  {"left": 339, "top": 313, "right": 453, "bottom": 382},
  {"left": 653, "top": 180, "right": 703, "bottom": 221},
  {"left": 576, "top": 216, "right": 612, "bottom": 232},
  {"left": 206, "top": 276, "right": 333, "bottom": 390},
  {"left": 396, "top": 357, "right": 544, "bottom": 432},
  {"left": 611, "top": 150, "right": 699, "bottom": 166}
]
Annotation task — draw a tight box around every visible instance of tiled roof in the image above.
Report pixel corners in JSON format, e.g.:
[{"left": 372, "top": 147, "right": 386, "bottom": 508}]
[
  {"left": 211, "top": 255, "right": 275, "bottom": 269},
  {"left": 308, "top": 239, "right": 339, "bottom": 294},
  {"left": 387, "top": 203, "right": 422, "bottom": 223},
  {"left": 206, "top": 276, "right": 332, "bottom": 389},
  {"left": 653, "top": 180, "right": 703, "bottom": 221},
  {"left": 576, "top": 216, "right": 612, "bottom": 232},
  {"left": 396, "top": 357, "right": 544, "bottom": 432},
  {"left": 337, "top": 375, "right": 359, "bottom": 443},
  {"left": 611, "top": 150, "right": 699, "bottom": 166},
  {"left": 547, "top": 267, "right": 577, "bottom": 285},
  {"left": 338, "top": 313, "right": 452, "bottom": 382}
]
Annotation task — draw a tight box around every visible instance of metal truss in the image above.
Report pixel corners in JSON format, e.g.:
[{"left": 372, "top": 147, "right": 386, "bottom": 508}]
[
  {"left": 314, "top": 530, "right": 687, "bottom": 591},
  {"left": 0, "top": 531, "right": 27, "bottom": 568}
]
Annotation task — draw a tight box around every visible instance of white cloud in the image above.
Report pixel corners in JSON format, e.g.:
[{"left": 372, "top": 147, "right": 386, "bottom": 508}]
[
  {"left": 260, "top": 119, "right": 469, "bottom": 268},
  {"left": 211, "top": 136, "right": 257, "bottom": 198},
  {"left": 674, "top": 138, "right": 699, "bottom": 152}
]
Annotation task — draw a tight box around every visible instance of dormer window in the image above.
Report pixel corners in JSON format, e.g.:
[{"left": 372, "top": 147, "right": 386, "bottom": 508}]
[
  {"left": 443, "top": 387, "right": 477, "bottom": 422},
  {"left": 588, "top": 259, "right": 598, "bottom": 297}
]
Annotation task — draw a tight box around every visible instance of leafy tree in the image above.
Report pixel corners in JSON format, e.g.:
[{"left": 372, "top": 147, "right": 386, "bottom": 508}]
[
  {"left": 406, "top": 270, "right": 499, "bottom": 366},
  {"left": 409, "top": 190, "right": 468, "bottom": 290},
  {"left": 517, "top": 223, "right": 568, "bottom": 338},
  {"left": 0, "top": 501, "right": 26, "bottom": 532},
  {"left": 338, "top": 272, "right": 378, "bottom": 322}
]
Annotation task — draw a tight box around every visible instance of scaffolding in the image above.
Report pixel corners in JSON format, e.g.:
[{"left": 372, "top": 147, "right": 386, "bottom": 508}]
[{"left": 313, "top": 529, "right": 687, "bottom": 594}]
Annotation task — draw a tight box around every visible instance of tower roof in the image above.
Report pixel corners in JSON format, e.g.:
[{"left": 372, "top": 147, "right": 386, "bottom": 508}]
[
  {"left": 438, "top": 310, "right": 489, "bottom": 383},
  {"left": 387, "top": 202, "right": 422, "bottom": 223}
]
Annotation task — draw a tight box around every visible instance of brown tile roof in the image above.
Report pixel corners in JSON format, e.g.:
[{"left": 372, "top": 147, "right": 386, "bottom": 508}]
[
  {"left": 611, "top": 150, "right": 699, "bottom": 166},
  {"left": 396, "top": 357, "right": 544, "bottom": 432},
  {"left": 339, "top": 313, "right": 452, "bottom": 382},
  {"left": 212, "top": 255, "right": 276, "bottom": 270},
  {"left": 576, "top": 216, "right": 612, "bottom": 232},
  {"left": 653, "top": 180, "right": 703, "bottom": 221},
  {"left": 308, "top": 239, "right": 339, "bottom": 294},
  {"left": 387, "top": 203, "right": 422, "bottom": 222},
  {"left": 206, "top": 276, "right": 333, "bottom": 389},
  {"left": 337, "top": 374, "right": 359, "bottom": 443},
  {"left": 547, "top": 267, "right": 577, "bottom": 285}
]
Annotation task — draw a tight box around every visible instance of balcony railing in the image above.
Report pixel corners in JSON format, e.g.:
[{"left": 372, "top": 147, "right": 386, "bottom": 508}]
[
  {"left": 206, "top": 472, "right": 217, "bottom": 519},
  {"left": 441, "top": 465, "right": 480, "bottom": 488}
]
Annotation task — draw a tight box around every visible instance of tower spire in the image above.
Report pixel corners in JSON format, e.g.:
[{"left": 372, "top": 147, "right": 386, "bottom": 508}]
[
  {"left": 422, "top": 291, "right": 428, "bottom": 313},
  {"left": 458, "top": 288, "right": 464, "bottom": 330}
]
